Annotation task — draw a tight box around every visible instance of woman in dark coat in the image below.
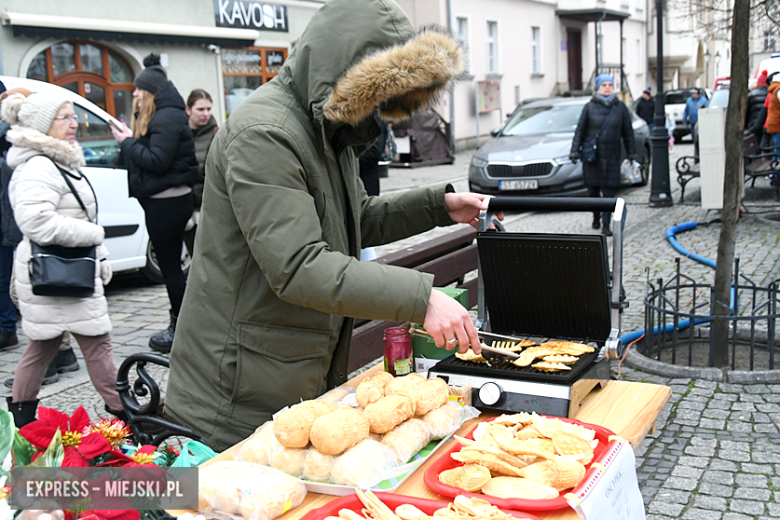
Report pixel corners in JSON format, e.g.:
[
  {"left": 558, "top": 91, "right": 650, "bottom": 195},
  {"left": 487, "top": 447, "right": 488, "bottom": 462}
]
[
  {"left": 111, "top": 54, "right": 198, "bottom": 353},
  {"left": 570, "top": 74, "right": 635, "bottom": 236}
]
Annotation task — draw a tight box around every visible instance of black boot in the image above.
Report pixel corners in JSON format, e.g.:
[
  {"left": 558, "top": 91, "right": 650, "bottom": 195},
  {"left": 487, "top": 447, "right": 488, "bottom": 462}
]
[
  {"left": 149, "top": 311, "right": 177, "bottom": 354},
  {"left": 4, "top": 362, "right": 59, "bottom": 389},
  {"left": 0, "top": 329, "right": 19, "bottom": 350},
  {"left": 602, "top": 214, "right": 613, "bottom": 237},
  {"left": 6, "top": 397, "right": 38, "bottom": 428},
  {"left": 591, "top": 213, "right": 601, "bottom": 229},
  {"left": 52, "top": 348, "right": 79, "bottom": 373}
]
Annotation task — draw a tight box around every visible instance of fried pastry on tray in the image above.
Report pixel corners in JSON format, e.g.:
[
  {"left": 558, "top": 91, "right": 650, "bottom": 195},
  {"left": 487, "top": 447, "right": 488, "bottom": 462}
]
[
  {"left": 518, "top": 458, "right": 587, "bottom": 491},
  {"left": 481, "top": 476, "right": 560, "bottom": 500},
  {"left": 531, "top": 361, "right": 572, "bottom": 372},
  {"left": 438, "top": 464, "right": 492, "bottom": 492},
  {"left": 552, "top": 430, "right": 595, "bottom": 464},
  {"left": 451, "top": 451, "right": 525, "bottom": 477}
]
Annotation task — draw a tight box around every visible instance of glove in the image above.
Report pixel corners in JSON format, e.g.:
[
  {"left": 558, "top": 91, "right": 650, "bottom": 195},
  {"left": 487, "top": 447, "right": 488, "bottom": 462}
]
[
  {"left": 100, "top": 259, "right": 113, "bottom": 286},
  {"left": 569, "top": 152, "right": 580, "bottom": 164}
]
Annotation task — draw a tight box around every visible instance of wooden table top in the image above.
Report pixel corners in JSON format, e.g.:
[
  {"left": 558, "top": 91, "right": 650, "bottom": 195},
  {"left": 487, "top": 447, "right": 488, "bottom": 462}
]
[{"left": 171, "top": 365, "right": 671, "bottom": 520}]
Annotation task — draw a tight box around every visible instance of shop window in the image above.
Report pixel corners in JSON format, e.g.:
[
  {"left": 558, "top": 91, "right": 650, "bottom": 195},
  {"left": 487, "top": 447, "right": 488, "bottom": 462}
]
[
  {"left": 222, "top": 47, "right": 287, "bottom": 116},
  {"left": 26, "top": 41, "right": 134, "bottom": 122}
]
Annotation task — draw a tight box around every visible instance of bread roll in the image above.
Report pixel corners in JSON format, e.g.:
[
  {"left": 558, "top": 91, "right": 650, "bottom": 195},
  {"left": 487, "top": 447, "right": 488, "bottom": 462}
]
[
  {"left": 302, "top": 448, "right": 334, "bottom": 483},
  {"left": 318, "top": 387, "right": 351, "bottom": 404},
  {"left": 380, "top": 418, "right": 432, "bottom": 464},
  {"left": 309, "top": 408, "right": 370, "bottom": 455},
  {"left": 270, "top": 446, "right": 307, "bottom": 477},
  {"left": 421, "top": 401, "right": 462, "bottom": 440},
  {"left": 372, "top": 371, "right": 395, "bottom": 385},
  {"left": 273, "top": 400, "right": 334, "bottom": 448},
  {"left": 238, "top": 421, "right": 279, "bottom": 465},
  {"left": 199, "top": 463, "right": 244, "bottom": 514},
  {"left": 385, "top": 373, "right": 424, "bottom": 397},
  {"left": 329, "top": 439, "right": 400, "bottom": 487},
  {"left": 414, "top": 378, "right": 450, "bottom": 416},
  {"left": 363, "top": 394, "right": 415, "bottom": 434}
]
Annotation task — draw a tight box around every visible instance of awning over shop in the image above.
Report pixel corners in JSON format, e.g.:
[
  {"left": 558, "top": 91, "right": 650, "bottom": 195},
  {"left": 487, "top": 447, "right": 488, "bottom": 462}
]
[
  {"left": 0, "top": 12, "right": 260, "bottom": 47},
  {"left": 556, "top": 8, "right": 631, "bottom": 22}
]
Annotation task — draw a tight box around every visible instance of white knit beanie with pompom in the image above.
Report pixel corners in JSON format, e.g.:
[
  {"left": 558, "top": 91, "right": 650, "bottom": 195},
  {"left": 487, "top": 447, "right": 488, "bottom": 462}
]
[{"left": 1, "top": 92, "right": 70, "bottom": 134}]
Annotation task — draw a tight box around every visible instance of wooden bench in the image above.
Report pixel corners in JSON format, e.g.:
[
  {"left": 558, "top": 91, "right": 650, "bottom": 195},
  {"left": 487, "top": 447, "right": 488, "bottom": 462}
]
[
  {"left": 116, "top": 227, "right": 479, "bottom": 444},
  {"left": 675, "top": 133, "right": 780, "bottom": 202},
  {"left": 348, "top": 226, "right": 478, "bottom": 372}
]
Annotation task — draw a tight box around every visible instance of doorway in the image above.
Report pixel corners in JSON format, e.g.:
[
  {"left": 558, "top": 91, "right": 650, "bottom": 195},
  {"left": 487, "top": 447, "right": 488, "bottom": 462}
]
[{"left": 567, "top": 29, "right": 583, "bottom": 91}]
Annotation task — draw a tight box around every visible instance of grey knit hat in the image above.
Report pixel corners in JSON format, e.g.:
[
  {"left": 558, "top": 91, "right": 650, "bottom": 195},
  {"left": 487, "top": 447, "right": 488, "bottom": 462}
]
[
  {"left": 134, "top": 53, "right": 168, "bottom": 94},
  {"left": 0, "top": 91, "right": 70, "bottom": 134}
]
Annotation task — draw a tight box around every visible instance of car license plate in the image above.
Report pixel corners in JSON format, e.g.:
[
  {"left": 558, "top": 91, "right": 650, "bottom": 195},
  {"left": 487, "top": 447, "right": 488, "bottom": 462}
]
[{"left": 499, "top": 179, "right": 538, "bottom": 191}]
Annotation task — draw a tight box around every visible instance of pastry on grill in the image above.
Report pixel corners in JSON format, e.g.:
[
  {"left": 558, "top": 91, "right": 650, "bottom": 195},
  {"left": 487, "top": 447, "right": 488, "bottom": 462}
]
[
  {"left": 455, "top": 349, "right": 488, "bottom": 364},
  {"left": 512, "top": 347, "right": 559, "bottom": 367},
  {"left": 531, "top": 361, "right": 572, "bottom": 372},
  {"left": 543, "top": 354, "right": 579, "bottom": 365},
  {"left": 438, "top": 464, "right": 492, "bottom": 492},
  {"left": 481, "top": 476, "right": 560, "bottom": 500},
  {"left": 488, "top": 339, "right": 535, "bottom": 351},
  {"left": 539, "top": 341, "right": 595, "bottom": 355}
]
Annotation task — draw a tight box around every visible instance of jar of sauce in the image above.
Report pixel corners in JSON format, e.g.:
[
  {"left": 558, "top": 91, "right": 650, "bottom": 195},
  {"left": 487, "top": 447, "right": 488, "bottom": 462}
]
[{"left": 383, "top": 326, "right": 413, "bottom": 376}]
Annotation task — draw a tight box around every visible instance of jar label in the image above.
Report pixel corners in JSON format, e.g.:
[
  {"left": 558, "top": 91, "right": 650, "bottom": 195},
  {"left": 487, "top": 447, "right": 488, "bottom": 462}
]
[{"left": 394, "top": 356, "right": 412, "bottom": 376}]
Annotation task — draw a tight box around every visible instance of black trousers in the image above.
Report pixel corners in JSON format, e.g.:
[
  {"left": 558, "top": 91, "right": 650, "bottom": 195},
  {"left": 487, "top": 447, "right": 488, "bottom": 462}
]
[
  {"left": 587, "top": 186, "right": 616, "bottom": 227},
  {"left": 139, "top": 194, "right": 194, "bottom": 316}
]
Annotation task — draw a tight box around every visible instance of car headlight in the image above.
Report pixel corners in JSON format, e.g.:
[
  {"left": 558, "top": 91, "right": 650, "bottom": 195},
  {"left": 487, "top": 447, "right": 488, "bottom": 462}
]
[
  {"left": 553, "top": 155, "right": 572, "bottom": 165},
  {"left": 470, "top": 156, "right": 489, "bottom": 168}
]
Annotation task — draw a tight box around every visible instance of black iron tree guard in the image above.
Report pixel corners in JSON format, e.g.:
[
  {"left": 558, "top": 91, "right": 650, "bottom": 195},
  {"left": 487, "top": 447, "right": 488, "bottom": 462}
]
[{"left": 649, "top": 0, "right": 673, "bottom": 207}]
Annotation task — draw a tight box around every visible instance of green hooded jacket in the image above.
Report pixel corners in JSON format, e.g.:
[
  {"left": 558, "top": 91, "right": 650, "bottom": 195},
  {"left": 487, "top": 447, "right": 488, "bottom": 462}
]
[{"left": 165, "top": 0, "right": 464, "bottom": 450}]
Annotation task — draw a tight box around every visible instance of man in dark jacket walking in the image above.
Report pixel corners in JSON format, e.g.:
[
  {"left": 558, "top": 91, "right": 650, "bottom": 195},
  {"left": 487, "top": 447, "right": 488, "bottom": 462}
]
[{"left": 635, "top": 89, "right": 655, "bottom": 131}]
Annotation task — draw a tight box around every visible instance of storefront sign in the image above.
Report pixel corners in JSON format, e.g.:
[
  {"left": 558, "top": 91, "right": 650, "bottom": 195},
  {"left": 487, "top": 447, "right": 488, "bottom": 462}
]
[
  {"left": 565, "top": 440, "right": 645, "bottom": 520},
  {"left": 214, "top": 0, "right": 289, "bottom": 32}
]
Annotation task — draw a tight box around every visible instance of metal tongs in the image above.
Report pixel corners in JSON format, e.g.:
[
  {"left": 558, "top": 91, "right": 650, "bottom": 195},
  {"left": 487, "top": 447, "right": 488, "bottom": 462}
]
[{"left": 477, "top": 331, "right": 528, "bottom": 363}]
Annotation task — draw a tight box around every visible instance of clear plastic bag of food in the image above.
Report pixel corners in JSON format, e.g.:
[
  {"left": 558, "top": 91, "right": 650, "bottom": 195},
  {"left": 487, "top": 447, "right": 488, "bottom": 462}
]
[
  {"left": 421, "top": 402, "right": 480, "bottom": 440},
  {"left": 237, "top": 421, "right": 280, "bottom": 465},
  {"left": 329, "top": 439, "right": 400, "bottom": 488},
  {"left": 198, "top": 461, "right": 307, "bottom": 520}
]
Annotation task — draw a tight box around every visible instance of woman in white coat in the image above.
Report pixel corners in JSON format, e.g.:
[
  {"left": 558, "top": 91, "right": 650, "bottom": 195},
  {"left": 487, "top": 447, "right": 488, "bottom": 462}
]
[{"left": 1, "top": 92, "right": 122, "bottom": 427}]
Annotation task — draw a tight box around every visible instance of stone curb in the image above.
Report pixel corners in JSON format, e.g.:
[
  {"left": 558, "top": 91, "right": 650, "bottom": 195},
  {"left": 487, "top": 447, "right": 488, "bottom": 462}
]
[{"left": 625, "top": 349, "right": 780, "bottom": 383}]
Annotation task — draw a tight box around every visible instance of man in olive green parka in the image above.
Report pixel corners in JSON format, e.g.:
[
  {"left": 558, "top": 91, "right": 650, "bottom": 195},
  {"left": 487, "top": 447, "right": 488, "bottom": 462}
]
[{"left": 165, "top": 0, "right": 491, "bottom": 450}]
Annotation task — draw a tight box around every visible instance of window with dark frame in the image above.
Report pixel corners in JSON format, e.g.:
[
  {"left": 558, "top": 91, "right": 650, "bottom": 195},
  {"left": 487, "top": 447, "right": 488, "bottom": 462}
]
[
  {"left": 26, "top": 41, "right": 134, "bottom": 122},
  {"left": 222, "top": 46, "right": 288, "bottom": 117}
]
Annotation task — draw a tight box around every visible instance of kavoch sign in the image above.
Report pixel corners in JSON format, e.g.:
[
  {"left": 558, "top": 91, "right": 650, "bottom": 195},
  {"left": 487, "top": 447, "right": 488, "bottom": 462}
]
[{"left": 214, "top": 0, "right": 289, "bottom": 32}]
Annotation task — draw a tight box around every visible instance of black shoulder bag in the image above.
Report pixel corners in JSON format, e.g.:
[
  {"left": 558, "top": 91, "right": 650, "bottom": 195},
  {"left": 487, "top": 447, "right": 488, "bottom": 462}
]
[
  {"left": 28, "top": 160, "right": 98, "bottom": 298},
  {"left": 580, "top": 104, "right": 616, "bottom": 163}
]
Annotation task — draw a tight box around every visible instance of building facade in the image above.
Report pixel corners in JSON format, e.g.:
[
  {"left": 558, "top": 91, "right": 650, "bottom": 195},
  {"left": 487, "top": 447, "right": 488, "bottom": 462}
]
[{"left": 0, "top": 0, "right": 326, "bottom": 122}]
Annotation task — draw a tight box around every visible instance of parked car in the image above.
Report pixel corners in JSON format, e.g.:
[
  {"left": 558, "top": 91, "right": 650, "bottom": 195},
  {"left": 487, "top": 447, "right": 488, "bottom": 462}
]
[
  {"left": 468, "top": 96, "right": 651, "bottom": 196},
  {"left": 0, "top": 76, "right": 190, "bottom": 283},
  {"left": 664, "top": 88, "right": 711, "bottom": 142}
]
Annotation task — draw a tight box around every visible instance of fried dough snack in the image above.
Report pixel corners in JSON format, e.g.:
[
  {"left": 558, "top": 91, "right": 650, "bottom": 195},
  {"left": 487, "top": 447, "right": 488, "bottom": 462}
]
[
  {"left": 309, "top": 408, "right": 369, "bottom": 455},
  {"left": 356, "top": 372, "right": 394, "bottom": 409},
  {"left": 531, "top": 361, "right": 572, "bottom": 372},
  {"left": 414, "top": 378, "right": 450, "bottom": 416},
  {"left": 363, "top": 394, "right": 415, "bottom": 434},
  {"left": 518, "top": 458, "right": 586, "bottom": 491},
  {"left": 538, "top": 341, "right": 595, "bottom": 354},
  {"left": 270, "top": 445, "right": 307, "bottom": 477},
  {"left": 438, "top": 464, "right": 492, "bottom": 492},
  {"left": 422, "top": 401, "right": 462, "bottom": 440},
  {"left": 273, "top": 399, "right": 334, "bottom": 448},
  {"left": 552, "top": 430, "right": 595, "bottom": 464},
  {"left": 455, "top": 349, "right": 488, "bottom": 364},
  {"left": 543, "top": 354, "right": 579, "bottom": 364},
  {"left": 481, "top": 476, "right": 559, "bottom": 500}
]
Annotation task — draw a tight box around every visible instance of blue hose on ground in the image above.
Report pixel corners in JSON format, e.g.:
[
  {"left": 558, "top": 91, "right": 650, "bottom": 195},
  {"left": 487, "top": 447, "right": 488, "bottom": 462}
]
[{"left": 619, "top": 221, "right": 713, "bottom": 347}]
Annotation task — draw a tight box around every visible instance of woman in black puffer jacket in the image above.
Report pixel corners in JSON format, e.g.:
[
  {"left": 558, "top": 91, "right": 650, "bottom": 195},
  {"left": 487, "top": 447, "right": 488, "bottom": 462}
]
[
  {"left": 111, "top": 54, "right": 198, "bottom": 353},
  {"left": 570, "top": 74, "right": 635, "bottom": 236}
]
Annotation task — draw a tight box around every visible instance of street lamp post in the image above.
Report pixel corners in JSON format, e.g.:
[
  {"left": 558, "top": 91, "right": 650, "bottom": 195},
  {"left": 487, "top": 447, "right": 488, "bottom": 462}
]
[
  {"left": 649, "top": 0, "right": 673, "bottom": 207},
  {"left": 705, "top": 49, "right": 711, "bottom": 88},
  {"left": 714, "top": 51, "right": 721, "bottom": 81}
]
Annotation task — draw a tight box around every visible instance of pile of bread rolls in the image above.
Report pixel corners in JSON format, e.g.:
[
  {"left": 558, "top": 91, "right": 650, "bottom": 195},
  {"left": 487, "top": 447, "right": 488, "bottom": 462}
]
[{"left": 237, "top": 373, "right": 469, "bottom": 488}]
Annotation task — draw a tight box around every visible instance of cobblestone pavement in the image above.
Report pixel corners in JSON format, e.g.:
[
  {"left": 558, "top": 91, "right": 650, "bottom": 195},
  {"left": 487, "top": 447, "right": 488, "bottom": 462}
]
[{"left": 2, "top": 140, "right": 780, "bottom": 517}]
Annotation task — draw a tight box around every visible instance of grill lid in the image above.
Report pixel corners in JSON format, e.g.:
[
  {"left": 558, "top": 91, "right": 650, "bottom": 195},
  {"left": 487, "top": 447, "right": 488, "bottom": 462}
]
[{"left": 477, "top": 232, "right": 612, "bottom": 343}]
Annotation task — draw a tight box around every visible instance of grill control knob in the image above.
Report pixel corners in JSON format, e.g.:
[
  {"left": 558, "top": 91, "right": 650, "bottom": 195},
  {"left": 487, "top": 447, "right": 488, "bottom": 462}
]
[{"left": 479, "top": 382, "right": 503, "bottom": 406}]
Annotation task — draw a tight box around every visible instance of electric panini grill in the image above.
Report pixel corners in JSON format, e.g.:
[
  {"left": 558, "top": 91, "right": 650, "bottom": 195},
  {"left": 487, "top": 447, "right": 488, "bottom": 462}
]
[{"left": 428, "top": 196, "right": 627, "bottom": 417}]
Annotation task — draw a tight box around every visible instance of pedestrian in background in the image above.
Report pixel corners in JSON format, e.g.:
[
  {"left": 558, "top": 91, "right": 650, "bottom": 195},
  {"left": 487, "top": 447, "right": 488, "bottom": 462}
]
[
  {"left": 0, "top": 87, "right": 80, "bottom": 389},
  {"left": 570, "top": 74, "right": 636, "bottom": 237},
  {"left": 358, "top": 113, "right": 391, "bottom": 261},
  {"left": 635, "top": 88, "right": 655, "bottom": 132},
  {"left": 2, "top": 92, "right": 122, "bottom": 427},
  {"left": 111, "top": 54, "right": 198, "bottom": 354},
  {"left": 184, "top": 89, "right": 218, "bottom": 254},
  {"left": 682, "top": 89, "right": 707, "bottom": 157},
  {"left": 666, "top": 112, "right": 676, "bottom": 151}
]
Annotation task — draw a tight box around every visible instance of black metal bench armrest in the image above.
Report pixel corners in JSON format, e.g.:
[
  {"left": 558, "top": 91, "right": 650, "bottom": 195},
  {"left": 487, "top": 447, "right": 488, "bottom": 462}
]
[
  {"left": 675, "top": 156, "right": 700, "bottom": 175},
  {"left": 116, "top": 352, "right": 202, "bottom": 446}
]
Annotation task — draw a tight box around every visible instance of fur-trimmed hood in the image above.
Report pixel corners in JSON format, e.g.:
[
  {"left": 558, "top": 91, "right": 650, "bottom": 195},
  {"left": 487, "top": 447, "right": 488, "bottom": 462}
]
[
  {"left": 6, "top": 125, "right": 86, "bottom": 170},
  {"left": 279, "top": 0, "right": 464, "bottom": 126}
]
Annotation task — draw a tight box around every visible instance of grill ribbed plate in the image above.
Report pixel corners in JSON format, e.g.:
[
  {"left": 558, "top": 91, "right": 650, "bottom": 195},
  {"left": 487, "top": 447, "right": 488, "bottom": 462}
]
[{"left": 487, "top": 163, "right": 554, "bottom": 178}]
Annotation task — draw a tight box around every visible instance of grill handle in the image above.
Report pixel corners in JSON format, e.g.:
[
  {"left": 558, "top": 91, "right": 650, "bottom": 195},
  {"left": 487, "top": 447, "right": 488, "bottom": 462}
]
[{"left": 486, "top": 196, "right": 618, "bottom": 213}]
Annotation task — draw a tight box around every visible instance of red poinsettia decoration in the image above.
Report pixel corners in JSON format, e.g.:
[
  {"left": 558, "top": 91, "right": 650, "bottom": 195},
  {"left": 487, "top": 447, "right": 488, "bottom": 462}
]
[{"left": 19, "top": 406, "right": 111, "bottom": 467}]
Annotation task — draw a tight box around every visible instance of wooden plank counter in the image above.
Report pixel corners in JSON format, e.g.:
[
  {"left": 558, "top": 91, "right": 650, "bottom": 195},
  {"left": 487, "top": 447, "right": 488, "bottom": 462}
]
[{"left": 173, "top": 365, "right": 671, "bottom": 520}]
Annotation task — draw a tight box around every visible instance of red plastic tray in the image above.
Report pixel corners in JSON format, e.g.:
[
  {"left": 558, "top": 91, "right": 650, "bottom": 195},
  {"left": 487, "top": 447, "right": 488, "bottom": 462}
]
[
  {"left": 423, "top": 415, "right": 618, "bottom": 512},
  {"left": 301, "top": 491, "right": 543, "bottom": 520}
]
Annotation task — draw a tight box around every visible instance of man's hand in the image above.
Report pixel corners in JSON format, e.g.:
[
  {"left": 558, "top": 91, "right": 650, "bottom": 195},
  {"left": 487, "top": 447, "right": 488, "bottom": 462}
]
[
  {"left": 444, "top": 192, "right": 503, "bottom": 230},
  {"left": 569, "top": 152, "right": 580, "bottom": 164},
  {"left": 424, "top": 289, "right": 481, "bottom": 354}
]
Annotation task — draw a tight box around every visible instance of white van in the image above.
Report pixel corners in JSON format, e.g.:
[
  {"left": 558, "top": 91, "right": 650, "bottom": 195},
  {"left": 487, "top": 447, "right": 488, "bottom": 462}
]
[{"left": 0, "top": 75, "right": 190, "bottom": 283}]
